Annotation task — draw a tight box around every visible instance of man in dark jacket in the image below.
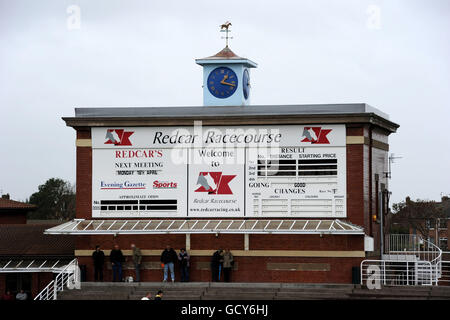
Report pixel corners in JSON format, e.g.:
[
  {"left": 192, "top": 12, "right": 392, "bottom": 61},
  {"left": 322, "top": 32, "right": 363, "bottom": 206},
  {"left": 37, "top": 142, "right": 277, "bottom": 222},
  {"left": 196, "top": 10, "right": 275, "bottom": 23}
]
[
  {"left": 160, "top": 245, "right": 177, "bottom": 282},
  {"left": 210, "top": 249, "right": 223, "bottom": 282},
  {"left": 92, "top": 245, "right": 105, "bottom": 281},
  {"left": 178, "top": 248, "right": 190, "bottom": 282},
  {"left": 110, "top": 244, "right": 125, "bottom": 282}
]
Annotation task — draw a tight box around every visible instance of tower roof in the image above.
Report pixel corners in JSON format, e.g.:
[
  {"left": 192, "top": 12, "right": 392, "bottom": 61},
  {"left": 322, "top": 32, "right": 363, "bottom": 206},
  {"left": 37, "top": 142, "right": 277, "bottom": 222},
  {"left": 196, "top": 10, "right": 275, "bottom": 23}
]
[
  {"left": 203, "top": 46, "right": 243, "bottom": 60},
  {"left": 195, "top": 46, "right": 257, "bottom": 68}
]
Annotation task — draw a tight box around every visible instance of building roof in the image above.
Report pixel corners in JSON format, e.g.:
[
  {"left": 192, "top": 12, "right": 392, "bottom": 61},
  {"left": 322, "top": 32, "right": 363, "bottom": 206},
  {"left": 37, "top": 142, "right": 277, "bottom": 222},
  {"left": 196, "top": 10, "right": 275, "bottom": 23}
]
[
  {"left": 0, "top": 259, "right": 74, "bottom": 273},
  {"left": 0, "top": 224, "right": 75, "bottom": 257},
  {"left": 63, "top": 103, "right": 399, "bottom": 133},
  {"left": 0, "top": 197, "right": 36, "bottom": 211},
  {"left": 44, "top": 219, "right": 365, "bottom": 235}
]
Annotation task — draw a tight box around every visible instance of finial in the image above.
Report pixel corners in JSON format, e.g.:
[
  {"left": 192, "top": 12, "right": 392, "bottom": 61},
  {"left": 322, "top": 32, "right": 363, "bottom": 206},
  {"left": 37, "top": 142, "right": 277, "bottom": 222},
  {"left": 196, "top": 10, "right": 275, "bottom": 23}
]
[{"left": 220, "top": 21, "right": 233, "bottom": 47}]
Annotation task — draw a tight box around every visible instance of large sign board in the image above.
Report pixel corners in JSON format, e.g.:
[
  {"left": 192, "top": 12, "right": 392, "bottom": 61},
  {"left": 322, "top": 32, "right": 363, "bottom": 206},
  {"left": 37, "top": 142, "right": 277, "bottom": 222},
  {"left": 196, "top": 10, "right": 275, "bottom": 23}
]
[{"left": 91, "top": 125, "right": 346, "bottom": 218}]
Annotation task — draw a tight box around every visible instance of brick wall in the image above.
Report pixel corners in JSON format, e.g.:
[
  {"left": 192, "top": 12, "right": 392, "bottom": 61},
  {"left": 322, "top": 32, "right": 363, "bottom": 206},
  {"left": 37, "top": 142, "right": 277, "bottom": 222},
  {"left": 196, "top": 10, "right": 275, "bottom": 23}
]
[
  {"left": 76, "top": 254, "right": 363, "bottom": 283},
  {"left": 0, "top": 213, "right": 27, "bottom": 224},
  {"left": 76, "top": 129, "right": 92, "bottom": 220},
  {"left": 31, "top": 273, "right": 54, "bottom": 298}
]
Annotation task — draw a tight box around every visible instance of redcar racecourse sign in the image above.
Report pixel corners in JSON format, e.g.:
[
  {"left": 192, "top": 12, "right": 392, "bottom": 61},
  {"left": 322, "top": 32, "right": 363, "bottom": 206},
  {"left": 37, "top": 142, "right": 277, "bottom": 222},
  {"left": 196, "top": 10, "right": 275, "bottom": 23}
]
[{"left": 91, "top": 124, "right": 346, "bottom": 218}]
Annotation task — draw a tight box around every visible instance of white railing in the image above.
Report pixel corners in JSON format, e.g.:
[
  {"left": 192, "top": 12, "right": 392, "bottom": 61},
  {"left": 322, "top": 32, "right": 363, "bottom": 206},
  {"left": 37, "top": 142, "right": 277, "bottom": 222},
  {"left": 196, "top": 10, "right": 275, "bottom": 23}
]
[
  {"left": 34, "top": 259, "right": 80, "bottom": 300},
  {"left": 438, "top": 257, "right": 450, "bottom": 285},
  {"left": 361, "top": 234, "right": 443, "bottom": 287},
  {"left": 385, "top": 234, "right": 442, "bottom": 284},
  {"left": 361, "top": 260, "right": 433, "bottom": 286}
]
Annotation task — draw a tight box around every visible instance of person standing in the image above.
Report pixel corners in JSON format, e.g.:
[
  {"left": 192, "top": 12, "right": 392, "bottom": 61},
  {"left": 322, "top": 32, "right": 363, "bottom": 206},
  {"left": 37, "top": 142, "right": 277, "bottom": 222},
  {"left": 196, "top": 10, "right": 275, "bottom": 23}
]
[
  {"left": 92, "top": 245, "right": 105, "bottom": 281},
  {"left": 110, "top": 244, "right": 125, "bottom": 282},
  {"left": 160, "top": 245, "right": 177, "bottom": 282},
  {"left": 178, "top": 248, "right": 190, "bottom": 282},
  {"left": 131, "top": 243, "right": 142, "bottom": 282},
  {"left": 222, "top": 248, "right": 234, "bottom": 282},
  {"left": 210, "top": 249, "right": 223, "bottom": 282}
]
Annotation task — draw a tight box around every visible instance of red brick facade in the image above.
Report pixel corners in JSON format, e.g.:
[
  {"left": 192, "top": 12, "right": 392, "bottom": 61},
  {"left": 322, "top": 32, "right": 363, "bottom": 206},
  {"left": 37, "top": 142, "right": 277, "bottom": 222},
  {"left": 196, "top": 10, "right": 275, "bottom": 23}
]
[
  {"left": 71, "top": 122, "right": 393, "bottom": 283},
  {"left": 0, "top": 213, "right": 27, "bottom": 224}
]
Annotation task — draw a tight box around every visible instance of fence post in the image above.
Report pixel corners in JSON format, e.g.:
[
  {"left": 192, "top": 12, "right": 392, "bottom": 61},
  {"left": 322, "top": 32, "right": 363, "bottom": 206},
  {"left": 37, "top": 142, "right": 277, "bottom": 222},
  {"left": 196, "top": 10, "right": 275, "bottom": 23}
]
[{"left": 53, "top": 280, "right": 57, "bottom": 300}]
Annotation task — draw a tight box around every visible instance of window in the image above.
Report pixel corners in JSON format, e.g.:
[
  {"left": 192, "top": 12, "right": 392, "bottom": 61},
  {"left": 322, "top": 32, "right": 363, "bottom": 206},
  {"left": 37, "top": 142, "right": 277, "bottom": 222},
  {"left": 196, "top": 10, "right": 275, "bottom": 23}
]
[
  {"left": 439, "top": 219, "right": 448, "bottom": 229},
  {"left": 439, "top": 238, "right": 448, "bottom": 250}
]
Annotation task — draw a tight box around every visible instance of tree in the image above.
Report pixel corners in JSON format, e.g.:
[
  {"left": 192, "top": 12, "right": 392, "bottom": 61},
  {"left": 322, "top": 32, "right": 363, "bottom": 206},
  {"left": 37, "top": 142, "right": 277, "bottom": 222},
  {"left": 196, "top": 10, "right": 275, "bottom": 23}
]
[
  {"left": 27, "top": 178, "right": 76, "bottom": 220},
  {"left": 391, "top": 197, "right": 446, "bottom": 239}
]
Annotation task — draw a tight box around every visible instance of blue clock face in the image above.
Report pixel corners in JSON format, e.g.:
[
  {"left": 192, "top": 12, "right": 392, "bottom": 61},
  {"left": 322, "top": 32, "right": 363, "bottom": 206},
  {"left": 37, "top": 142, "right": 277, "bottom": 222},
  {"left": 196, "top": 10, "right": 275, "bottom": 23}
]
[
  {"left": 243, "top": 69, "right": 250, "bottom": 100},
  {"left": 207, "top": 67, "right": 238, "bottom": 99}
]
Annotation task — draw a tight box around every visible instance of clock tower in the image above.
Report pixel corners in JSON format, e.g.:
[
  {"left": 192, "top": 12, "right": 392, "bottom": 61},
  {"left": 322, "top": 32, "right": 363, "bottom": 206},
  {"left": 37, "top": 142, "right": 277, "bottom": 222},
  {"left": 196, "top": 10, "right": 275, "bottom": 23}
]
[{"left": 195, "top": 22, "right": 257, "bottom": 106}]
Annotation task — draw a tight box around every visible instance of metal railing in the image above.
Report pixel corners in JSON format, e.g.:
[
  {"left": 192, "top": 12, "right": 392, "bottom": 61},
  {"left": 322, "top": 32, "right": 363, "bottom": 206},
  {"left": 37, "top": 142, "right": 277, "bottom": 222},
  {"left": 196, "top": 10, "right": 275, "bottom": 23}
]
[
  {"left": 34, "top": 259, "right": 80, "bottom": 300},
  {"left": 361, "top": 234, "right": 443, "bottom": 287},
  {"left": 384, "top": 234, "right": 442, "bottom": 284},
  {"left": 361, "top": 260, "right": 433, "bottom": 286},
  {"left": 438, "top": 253, "right": 450, "bottom": 285}
]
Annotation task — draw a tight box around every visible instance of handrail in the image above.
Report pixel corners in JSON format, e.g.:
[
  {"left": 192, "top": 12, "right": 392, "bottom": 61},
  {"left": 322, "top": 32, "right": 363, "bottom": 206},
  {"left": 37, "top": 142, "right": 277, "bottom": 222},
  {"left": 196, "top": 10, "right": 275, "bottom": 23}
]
[
  {"left": 361, "top": 259, "right": 433, "bottom": 286},
  {"left": 380, "top": 234, "right": 443, "bottom": 285},
  {"left": 34, "top": 259, "right": 80, "bottom": 300}
]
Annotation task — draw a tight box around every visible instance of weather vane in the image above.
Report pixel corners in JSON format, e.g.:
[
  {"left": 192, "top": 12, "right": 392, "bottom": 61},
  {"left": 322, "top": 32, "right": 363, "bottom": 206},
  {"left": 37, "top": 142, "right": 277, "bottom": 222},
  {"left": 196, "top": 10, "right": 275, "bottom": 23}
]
[{"left": 220, "top": 21, "right": 233, "bottom": 47}]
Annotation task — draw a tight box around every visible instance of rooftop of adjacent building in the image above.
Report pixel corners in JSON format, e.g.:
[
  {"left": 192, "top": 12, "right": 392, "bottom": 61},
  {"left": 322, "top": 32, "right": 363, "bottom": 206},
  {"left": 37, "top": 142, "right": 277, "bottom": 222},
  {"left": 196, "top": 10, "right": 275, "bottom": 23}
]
[
  {"left": 0, "top": 223, "right": 75, "bottom": 258},
  {"left": 0, "top": 194, "right": 36, "bottom": 211}
]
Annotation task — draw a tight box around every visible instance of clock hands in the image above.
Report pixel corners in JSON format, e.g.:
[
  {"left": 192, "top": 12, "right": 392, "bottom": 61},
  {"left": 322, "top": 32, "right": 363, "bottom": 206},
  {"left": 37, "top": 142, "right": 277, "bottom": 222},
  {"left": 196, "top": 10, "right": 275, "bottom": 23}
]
[{"left": 220, "top": 74, "right": 236, "bottom": 87}]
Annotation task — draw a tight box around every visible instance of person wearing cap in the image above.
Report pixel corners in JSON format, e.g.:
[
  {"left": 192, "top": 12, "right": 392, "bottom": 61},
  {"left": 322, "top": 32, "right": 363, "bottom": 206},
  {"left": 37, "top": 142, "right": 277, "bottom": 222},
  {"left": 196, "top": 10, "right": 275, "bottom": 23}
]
[{"left": 154, "top": 290, "right": 163, "bottom": 300}]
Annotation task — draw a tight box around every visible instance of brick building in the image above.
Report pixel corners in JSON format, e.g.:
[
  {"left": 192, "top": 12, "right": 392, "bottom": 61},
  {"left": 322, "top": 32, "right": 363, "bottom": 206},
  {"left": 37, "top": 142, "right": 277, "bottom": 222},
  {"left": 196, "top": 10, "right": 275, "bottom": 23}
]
[
  {"left": 390, "top": 196, "right": 450, "bottom": 250},
  {"left": 0, "top": 194, "right": 36, "bottom": 224},
  {"left": 0, "top": 196, "right": 74, "bottom": 299},
  {"left": 44, "top": 44, "right": 399, "bottom": 283}
]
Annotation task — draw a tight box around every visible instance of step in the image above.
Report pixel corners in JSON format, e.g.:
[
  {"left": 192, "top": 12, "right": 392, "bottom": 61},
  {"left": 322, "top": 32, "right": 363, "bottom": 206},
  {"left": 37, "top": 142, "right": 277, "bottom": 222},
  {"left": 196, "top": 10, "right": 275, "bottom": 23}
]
[
  {"left": 280, "top": 283, "right": 357, "bottom": 289},
  {"left": 275, "top": 292, "right": 350, "bottom": 300},
  {"left": 350, "top": 291, "right": 430, "bottom": 298},
  {"left": 278, "top": 288, "right": 352, "bottom": 294},
  {"left": 58, "top": 293, "right": 129, "bottom": 300},
  {"left": 209, "top": 282, "right": 281, "bottom": 289},
  {"left": 206, "top": 288, "right": 277, "bottom": 293}
]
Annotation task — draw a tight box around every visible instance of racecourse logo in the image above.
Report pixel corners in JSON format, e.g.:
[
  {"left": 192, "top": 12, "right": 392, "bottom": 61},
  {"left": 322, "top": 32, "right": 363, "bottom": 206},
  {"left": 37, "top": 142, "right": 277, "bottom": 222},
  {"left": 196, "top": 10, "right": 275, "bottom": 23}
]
[
  {"left": 195, "top": 172, "right": 236, "bottom": 195},
  {"left": 301, "top": 127, "right": 332, "bottom": 144},
  {"left": 105, "top": 129, "right": 134, "bottom": 146}
]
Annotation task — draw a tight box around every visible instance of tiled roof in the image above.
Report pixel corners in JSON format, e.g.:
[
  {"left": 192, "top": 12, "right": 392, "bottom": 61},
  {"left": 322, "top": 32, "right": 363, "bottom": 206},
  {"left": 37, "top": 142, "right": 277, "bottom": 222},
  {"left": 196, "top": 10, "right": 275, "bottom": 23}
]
[
  {"left": 0, "top": 224, "right": 74, "bottom": 257},
  {"left": 0, "top": 198, "right": 36, "bottom": 210},
  {"left": 204, "top": 46, "right": 242, "bottom": 59}
]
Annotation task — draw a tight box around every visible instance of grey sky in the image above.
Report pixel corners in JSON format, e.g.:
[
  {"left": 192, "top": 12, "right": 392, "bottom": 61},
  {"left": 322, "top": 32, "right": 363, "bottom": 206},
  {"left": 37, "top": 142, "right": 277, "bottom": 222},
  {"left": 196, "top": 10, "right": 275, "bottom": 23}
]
[{"left": 0, "top": 0, "right": 449, "bottom": 205}]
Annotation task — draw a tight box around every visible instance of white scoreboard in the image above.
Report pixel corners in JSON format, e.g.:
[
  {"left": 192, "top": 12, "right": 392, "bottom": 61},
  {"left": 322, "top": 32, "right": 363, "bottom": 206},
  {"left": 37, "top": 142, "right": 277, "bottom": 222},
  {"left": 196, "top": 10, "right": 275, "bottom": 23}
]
[{"left": 91, "top": 125, "right": 346, "bottom": 218}]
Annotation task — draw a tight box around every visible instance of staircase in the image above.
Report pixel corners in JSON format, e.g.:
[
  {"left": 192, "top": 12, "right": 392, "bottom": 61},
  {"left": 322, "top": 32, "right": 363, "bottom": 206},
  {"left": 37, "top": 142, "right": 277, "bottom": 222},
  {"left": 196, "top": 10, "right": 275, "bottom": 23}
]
[
  {"left": 361, "top": 234, "right": 443, "bottom": 287},
  {"left": 56, "top": 282, "right": 450, "bottom": 300}
]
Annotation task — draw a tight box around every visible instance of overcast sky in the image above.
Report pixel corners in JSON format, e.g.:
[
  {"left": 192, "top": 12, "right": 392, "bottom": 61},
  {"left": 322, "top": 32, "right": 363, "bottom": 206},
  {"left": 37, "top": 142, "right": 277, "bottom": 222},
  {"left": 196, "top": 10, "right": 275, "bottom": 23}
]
[{"left": 0, "top": 0, "right": 449, "bottom": 205}]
